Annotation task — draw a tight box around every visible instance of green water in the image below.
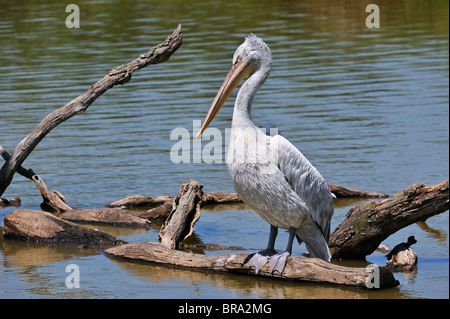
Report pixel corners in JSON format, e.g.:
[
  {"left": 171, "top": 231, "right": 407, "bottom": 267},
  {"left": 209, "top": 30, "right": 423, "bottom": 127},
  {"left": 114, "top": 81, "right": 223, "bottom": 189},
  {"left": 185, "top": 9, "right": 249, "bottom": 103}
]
[{"left": 0, "top": 0, "right": 448, "bottom": 298}]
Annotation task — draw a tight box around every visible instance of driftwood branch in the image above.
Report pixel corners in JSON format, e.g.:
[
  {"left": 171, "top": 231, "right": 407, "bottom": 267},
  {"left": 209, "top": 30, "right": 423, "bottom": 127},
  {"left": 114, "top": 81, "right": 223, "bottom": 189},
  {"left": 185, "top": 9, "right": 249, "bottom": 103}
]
[
  {"left": 0, "top": 24, "right": 183, "bottom": 197},
  {"left": 0, "top": 196, "right": 21, "bottom": 208},
  {"left": 105, "top": 242, "right": 398, "bottom": 289},
  {"left": 329, "top": 180, "right": 449, "bottom": 259}
]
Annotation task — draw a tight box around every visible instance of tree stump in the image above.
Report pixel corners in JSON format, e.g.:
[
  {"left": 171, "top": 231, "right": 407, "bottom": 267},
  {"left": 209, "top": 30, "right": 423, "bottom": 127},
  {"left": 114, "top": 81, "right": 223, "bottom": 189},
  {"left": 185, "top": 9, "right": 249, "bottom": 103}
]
[{"left": 158, "top": 180, "right": 203, "bottom": 249}]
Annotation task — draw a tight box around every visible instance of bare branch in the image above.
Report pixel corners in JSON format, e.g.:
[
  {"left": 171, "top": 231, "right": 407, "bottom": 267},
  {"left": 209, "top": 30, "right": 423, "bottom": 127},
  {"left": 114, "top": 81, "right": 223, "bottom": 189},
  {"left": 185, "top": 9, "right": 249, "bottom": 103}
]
[{"left": 0, "top": 24, "right": 182, "bottom": 196}]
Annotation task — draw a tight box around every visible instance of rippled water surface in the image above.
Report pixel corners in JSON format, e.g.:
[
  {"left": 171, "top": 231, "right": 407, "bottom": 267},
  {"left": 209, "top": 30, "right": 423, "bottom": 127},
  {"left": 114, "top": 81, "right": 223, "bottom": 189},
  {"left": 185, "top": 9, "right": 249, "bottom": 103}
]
[{"left": 0, "top": 0, "right": 448, "bottom": 299}]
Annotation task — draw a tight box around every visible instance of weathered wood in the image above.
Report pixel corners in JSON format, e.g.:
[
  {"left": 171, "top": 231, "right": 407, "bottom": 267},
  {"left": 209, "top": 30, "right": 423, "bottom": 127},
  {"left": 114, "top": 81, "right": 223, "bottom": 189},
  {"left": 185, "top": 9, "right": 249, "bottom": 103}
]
[
  {"left": 32, "top": 174, "right": 73, "bottom": 212},
  {"left": 0, "top": 25, "right": 183, "bottom": 197},
  {"left": 386, "top": 248, "right": 418, "bottom": 272},
  {"left": 328, "top": 183, "right": 388, "bottom": 198},
  {"left": 61, "top": 208, "right": 151, "bottom": 228},
  {"left": 105, "top": 242, "right": 398, "bottom": 289},
  {"left": 329, "top": 180, "right": 449, "bottom": 259},
  {"left": 0, "top": 145, "right": 35, "bottom": 180},
  {"left": 202, "top": 192, "right": 242, "bottom": 204},
  {"left": 108, "top": 195, "right": 172, "bottom": 208},
  {"left": 135, "top": 201, "right": 173, "bottom": 221},
  {"left": 158, "top": 180, "right": 203, "bottom": 249},
  {"left": 3, "top": 209, "right": 127, "bottom": 248},
  {"left": 108, "top": 184, "right": 387, "bottom": 210},
  {"left": 0, "top": 196, "right": 21, "bottom": 208}
]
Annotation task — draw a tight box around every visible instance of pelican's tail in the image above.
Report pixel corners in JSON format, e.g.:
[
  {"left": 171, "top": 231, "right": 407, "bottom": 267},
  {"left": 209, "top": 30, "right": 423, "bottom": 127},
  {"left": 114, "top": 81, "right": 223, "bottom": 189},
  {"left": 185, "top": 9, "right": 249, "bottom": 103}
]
[
  {"left": 304, "top": 239, "right": 331, "bottom": 262},
  {"left": 296, "top": 220, "right": 331, "bottom": 262}
]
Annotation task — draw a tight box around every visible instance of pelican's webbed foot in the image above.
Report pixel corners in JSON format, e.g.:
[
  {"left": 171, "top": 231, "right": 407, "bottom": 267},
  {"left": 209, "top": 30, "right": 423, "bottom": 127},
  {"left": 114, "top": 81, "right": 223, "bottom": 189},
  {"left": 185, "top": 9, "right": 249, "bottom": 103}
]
[
  {"left": 268, "top": 251, "right": 290, "bottom": 274},
  {"left": 249, "top": 249, "right": 277, "bottom": 274}
]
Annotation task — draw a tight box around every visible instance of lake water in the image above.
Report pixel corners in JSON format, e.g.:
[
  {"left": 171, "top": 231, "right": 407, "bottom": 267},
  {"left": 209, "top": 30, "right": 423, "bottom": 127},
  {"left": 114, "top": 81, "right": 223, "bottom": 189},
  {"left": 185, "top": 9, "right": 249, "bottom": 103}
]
[{"left": 0, "top": 0, "right": 448, "bottom": 299}]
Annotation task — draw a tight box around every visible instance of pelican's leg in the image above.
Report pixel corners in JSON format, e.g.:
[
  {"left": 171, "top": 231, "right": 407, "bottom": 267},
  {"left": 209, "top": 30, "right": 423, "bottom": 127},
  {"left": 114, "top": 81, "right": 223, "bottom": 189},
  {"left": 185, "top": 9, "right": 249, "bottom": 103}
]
[
  {"left": 249, "top": 225, "right": 278, "bottom": 274},
  {"left": 269, "top": 227, "right": 296, "bottom": 274}
]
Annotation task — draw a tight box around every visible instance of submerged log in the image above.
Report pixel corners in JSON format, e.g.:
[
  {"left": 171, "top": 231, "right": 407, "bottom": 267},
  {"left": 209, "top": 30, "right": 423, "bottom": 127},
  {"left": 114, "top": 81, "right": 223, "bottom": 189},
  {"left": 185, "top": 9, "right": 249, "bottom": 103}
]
[
  {"left": 0, "top": 196, "right": 21, "bottom": 208},
  {"left": 61, "top": 208, "right": 151, "bottom": 228},
  {"left": 3, "top": 209, "right": 127, "bottom": 248},
  {"left": 329, "top": 180, "right": 449, "bottom": 259},
  {"left": 158, "top": 180, "right": 203, "bottom": 249},
  {"left": 105, "top": 242, "right": 398, "bottom": 289}
]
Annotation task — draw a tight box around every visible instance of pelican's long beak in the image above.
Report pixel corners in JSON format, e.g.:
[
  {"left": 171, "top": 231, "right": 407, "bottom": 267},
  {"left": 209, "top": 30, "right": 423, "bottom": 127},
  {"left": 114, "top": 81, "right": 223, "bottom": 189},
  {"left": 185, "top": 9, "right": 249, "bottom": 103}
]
[{"left": 195, "top": 60, "right": 257, "bottom": 139}]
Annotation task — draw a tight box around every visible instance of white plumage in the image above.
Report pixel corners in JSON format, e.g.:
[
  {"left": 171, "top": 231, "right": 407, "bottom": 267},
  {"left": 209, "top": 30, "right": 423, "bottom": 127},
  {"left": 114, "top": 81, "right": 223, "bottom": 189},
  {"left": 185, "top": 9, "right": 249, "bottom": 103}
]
[{"left": 197, "top": 35, "right": 334, "bottom": 273}]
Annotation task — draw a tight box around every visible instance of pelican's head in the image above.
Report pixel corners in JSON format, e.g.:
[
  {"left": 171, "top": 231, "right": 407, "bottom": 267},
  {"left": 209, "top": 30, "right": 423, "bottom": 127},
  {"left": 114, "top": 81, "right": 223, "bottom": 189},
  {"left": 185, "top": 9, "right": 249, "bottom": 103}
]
[{"left": 196, "top": 35, "right": 272, "bottom": 139}]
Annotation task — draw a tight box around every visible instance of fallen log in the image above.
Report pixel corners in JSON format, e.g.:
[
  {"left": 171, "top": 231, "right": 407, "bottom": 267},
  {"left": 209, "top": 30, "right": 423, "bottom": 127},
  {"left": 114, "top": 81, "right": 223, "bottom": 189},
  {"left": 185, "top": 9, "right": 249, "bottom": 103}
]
[
  {"left": 105, "top": 242, "right": 398, "bottom": 289},
  {"left": 158, "top": 180, "right": 203, "bottom": 249},
  {"left": 108, "top": 183, "right": 387, "bottom": 210},
  {"left": 0, "top": 24, "right": 183, "bottom": 197},
  {"left": 329, "top": 180, "right": 449, "bottom": 259},
  {"left": 3, "top": 209, "right": 127, "bottom": 248},
  {"left": 328, "top": 183, "right": 388, "bottom": 198},
  {"left": 61, "top": 208, "right": 151, "bottom": 228}
]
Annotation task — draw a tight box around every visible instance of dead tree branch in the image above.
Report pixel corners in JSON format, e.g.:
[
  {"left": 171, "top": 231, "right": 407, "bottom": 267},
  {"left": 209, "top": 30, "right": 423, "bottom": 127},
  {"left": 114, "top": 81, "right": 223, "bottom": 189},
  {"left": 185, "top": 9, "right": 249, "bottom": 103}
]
[{"left": 329, "top": 180, "right": 449, "bottom": 259}]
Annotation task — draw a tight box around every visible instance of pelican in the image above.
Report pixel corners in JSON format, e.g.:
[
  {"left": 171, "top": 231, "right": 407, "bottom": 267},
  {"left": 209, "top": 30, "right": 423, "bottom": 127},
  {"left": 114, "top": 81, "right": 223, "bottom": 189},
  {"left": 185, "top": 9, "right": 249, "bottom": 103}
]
[{"left": 196, "top": 35, "right": 334, "bottom": 274}]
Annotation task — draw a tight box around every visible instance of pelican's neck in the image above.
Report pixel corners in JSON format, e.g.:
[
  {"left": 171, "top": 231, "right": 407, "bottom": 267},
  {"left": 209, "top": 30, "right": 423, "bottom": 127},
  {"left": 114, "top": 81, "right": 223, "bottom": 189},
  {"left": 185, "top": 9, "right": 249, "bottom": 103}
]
[{"left": 232, "top": 63, "right": 271, "bottom": 129}]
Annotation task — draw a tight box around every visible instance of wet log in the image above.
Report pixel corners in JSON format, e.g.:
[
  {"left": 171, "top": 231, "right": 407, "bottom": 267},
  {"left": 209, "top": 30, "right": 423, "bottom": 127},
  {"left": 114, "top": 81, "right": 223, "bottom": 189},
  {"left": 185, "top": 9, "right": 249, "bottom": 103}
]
[
  {"left": 105, "top": 242, "right": 398, "bottom": 289},
  {"left": 61, "top": 208, "right": 151, "bottom": 228},
  {"left": 328, "top": 183, "right": 388, "bottom": 198},
  {"left": 329, "top": 180, "right": 449, "bottom": 259},
  {"left": 135, "top": 201, "right": 173, "bottom": 221},
  {"left": 0, "top": 25, "right": 183, "bottom": 197},
  {"left": 158, "top": 180, "right": 203, "bottom": 249},
  {"left": 3, "top": 209, "right": 127, "bottom": 248}
]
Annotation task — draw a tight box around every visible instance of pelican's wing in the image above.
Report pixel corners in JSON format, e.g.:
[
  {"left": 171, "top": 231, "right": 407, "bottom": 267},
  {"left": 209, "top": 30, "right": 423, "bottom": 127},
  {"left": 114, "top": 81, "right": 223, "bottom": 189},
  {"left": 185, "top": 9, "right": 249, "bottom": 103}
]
[{"left": 271, "top": 134, "right": 334, "bottom": 241}]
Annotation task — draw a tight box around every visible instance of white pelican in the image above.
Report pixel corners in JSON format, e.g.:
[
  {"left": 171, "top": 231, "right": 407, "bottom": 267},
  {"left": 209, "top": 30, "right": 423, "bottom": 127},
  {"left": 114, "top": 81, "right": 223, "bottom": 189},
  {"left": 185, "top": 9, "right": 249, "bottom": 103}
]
[{"left": 196, "top": 35, "right": 334, "bottom": 274}]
